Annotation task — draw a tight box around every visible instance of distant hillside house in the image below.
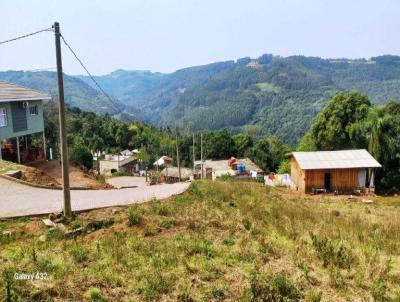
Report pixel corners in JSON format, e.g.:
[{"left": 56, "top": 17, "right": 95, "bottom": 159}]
[
  {"left": 160, "top": 167, "right": 193, "bottom": 183},
  {"left": 290, "top": 149, "right": 381, "bottom": 194},
  {"left": 99, "top": 154, "right": 137, "bottom": 175},
  {"left": 194, "top": 157, "right": 263, "bottom": 179},
  {"left": 154, "top": 155, "right": 173, "bottom": 168},
  {"left": 0, "top": 81, "right": 50, "bottom": 163}
]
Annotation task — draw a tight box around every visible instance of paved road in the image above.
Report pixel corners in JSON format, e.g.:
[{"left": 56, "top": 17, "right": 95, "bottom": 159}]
[
  {"left": 0, "top": 177, "right": 190, "bottom": 218},
  {"left": 106, "top": 176, "right": 147, "bottom": 189}
]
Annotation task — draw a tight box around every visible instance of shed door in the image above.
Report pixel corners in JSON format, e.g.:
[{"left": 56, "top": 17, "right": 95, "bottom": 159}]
[
  {"left": 11, "top": 102, "right": 28, "bottom": 132},
  {"left": 324, "top": 172, "right": 331, "bottom": 190},
  {"left": 358, "top": 169, "right": 367, "bottom": 187}
]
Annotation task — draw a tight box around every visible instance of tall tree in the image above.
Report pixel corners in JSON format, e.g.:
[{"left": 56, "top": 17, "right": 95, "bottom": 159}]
[{"left": 310, "top": 92, "right": 371, "bottom": 150}]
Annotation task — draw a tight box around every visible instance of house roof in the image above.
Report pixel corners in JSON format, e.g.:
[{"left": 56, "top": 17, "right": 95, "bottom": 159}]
[
  {"left": 237, "top": 158, "right": 263, "bottom": 172},
  {"left": 194, "top": 158, "right": 263, "bottom": 172},
  {"left": 291, "top": 149, "right": 382, "bottom": 170},
  {"left": 154, "top": 155, "right": 173, "bottom": 166},
  {"left": 0, "top": 81, "right": 51, "bottom": 103}
]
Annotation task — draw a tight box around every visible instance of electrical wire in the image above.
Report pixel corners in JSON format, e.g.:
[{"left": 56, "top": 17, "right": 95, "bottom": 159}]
[
  {"left": 0, "top": 26, "right": 122, "bottom": 112},
  {"left": 0, "top": 28, "right": 53, "bottom": 45},
  {"left": 59, "top": 34, "right": 121, "bottom": 111}
]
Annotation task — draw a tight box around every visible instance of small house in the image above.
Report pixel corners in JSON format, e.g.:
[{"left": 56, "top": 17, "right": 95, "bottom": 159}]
[
  {"left": 194, "top": 157, "right": 263, "bottom": 179},
  {"left": 160, "top": 167, "right": 193, "bottom": 183},
  {"left": 99, "top": 154, "right": 136, "bottom": 175},
  {"left": 290, "top": 149, "right": 381, "bottom": 194},
  {"left": 0, "top": 81, "right": 50, "bottom": 163},
  {"left": 154, "top": 156, "right": 173, "bottom": 168}
]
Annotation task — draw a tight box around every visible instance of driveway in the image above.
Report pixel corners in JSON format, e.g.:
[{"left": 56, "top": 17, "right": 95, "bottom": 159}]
[{"left": 0, "top": 177, "right": 190, "bottom": 218}]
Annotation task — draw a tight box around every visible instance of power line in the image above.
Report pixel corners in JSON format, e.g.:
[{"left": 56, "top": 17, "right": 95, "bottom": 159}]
[
  {"left": 0, "top": 26, "right": 122, "bottom": 112},
  {"left": 59, "top": 34, "right": 121, "bottom": 111},
  {"left": 0, "top": 28, "right": 53, "bottom": 45}
]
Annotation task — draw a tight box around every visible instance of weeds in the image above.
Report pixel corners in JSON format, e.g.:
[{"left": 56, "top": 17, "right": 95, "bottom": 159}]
[
  {"left": 1, "top": 180, "right": 400, "bottom": 300},
  {"left": 249, "top": 270, "right": 302, "bottom": 301},
  {"left": 127, "top": 206, "right": 142, "bottom": 226},
  {"left": 84, "top": 287, "right": 106, "bottom": 301},
  {"left": 310, "top": 232, "right": 353, "bottom": 269},
  {"left": 137, "top": 272, "right": 175, "bottom": 301}
]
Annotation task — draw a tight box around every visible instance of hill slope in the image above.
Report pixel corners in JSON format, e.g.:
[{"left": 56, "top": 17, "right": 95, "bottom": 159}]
[
  {"left": 1, "top": 181, "right": 400, "bottom": 300},
  {"left": 0, "top": 70, "right": 124, "bottom": 114},
  {"left": 2, "top": 55, "right": 400, "bottom": 145},
  {"left": 79, "top": 55, "right": 400, "bottom": 145}
]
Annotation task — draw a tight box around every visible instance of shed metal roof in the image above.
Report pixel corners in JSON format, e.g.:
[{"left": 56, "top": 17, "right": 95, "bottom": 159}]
[
  {"left": 0, "top": 81, "right": 51, "bottom": 103},
  {"left": 292, "top": 149, "right": 381, "bottom": 170}
]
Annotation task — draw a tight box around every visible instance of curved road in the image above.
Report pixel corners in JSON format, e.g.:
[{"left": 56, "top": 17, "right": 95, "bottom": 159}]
[{"left": 0, "top": 177, "right": 190, "bottom": 218}]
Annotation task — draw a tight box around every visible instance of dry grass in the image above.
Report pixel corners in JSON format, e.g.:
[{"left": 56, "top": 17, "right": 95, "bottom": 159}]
[
  {"left": 1, "top": 180, "right": 400, "bottom": 301},
  {"left": 0, "top": 160, "right": 18, "bottom": 175}
]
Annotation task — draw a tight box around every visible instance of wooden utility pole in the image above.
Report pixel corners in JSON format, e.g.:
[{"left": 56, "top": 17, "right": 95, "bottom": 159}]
[
  {"left": 175, "top": 128, "right": 181, "bottom": 182},
  {"left": 54, "top": 22, "right": 71, "bottom": 217},
  {"left": 156, "top": 153, "right": 159, "bottom": 172},
  {"left": 192, "top": 133, "right": 195, "bottom": 171},
  {"left": 200, "top": 132, "right": 203, "bottom": 179}
]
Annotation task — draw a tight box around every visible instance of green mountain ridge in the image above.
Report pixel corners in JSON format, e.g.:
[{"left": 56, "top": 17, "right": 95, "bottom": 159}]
[
  {"left": 2, "top": 54, "right": 400, "bottom": 146},
  {"left": 78, "top": 54, "right": 400, "bottom": 145}
]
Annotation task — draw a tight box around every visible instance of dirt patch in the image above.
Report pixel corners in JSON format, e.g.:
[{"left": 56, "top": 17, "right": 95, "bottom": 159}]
[
  {"left": 24, "top": 220, "right": 45, "bottom": 235},
  {"left": 20, "top": 165, "right": 60, "bottom": 187},
  {"left": 1, "top": 160, "right": 59, "bottom": 186},
  {"left": 28, "top": 160, "right": 113, "bottom": 189}
]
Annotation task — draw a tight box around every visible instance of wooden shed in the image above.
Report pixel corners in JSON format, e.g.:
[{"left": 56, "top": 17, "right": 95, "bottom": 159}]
[{"left": 290, "top": 149, "right": 381, "bottom": 194}]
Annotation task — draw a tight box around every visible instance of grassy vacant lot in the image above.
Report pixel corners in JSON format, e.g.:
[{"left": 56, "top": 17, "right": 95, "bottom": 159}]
[
  {"left": 1, "top": 180, "right": 400, "bottom": 301},
  {"left": 0, "top": 160, "right": 18, "bottom": 175}
]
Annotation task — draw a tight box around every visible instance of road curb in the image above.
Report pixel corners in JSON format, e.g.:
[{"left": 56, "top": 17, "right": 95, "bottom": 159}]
[{"left": 0, "top": 174, "right": 99, "bottom": 190}]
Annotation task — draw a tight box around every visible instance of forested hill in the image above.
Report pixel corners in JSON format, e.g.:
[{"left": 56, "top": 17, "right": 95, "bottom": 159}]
[
  {"left": 2, "top": 54, "right": 400, "bottom": 146},
  {"left": 77, "top": 55, "right": 400, "bottom": 146},
  {"left": 0, "top": 70, "right": 124, "bottom": 114}
]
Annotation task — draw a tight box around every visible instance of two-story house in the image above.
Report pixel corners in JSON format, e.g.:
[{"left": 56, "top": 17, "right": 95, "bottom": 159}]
[{"left": 0, "top": 81, "right": 51, "bottom": 163}]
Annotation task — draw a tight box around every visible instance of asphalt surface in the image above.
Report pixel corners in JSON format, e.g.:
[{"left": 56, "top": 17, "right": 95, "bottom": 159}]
[{"left": 0, "top": 177, "right": 190, "bottom": 218}]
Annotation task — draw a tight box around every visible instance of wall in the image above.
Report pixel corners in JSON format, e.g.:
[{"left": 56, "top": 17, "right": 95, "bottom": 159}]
[
  {"left": 99, "top": 160, "right": 119, "bottom": 175},
  {"left": 290, "top": 157, "right": 305, "bottom": 192},
  {"left": 99, "top": 159, "right": 136, "bottom": 175},
  {"left": 304, "top": 168, "right": 359, "bottom": 193},
  {"left": 0, "top": 100, "right": 44, "bottom": 140}
]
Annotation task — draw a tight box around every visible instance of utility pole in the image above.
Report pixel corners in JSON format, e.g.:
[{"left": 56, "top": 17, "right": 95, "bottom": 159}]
[
  {"left": 175, "top": 128, "right": 181, "bottom": 182},
  {"left": 200, "top": 132, "right": 203, "bottom": 179},
  {"left": 192, "top": 133, "right": 195, "bottom": 171},
  {"left": 54, "top": 22, "right": 71, "bottom": 217}
]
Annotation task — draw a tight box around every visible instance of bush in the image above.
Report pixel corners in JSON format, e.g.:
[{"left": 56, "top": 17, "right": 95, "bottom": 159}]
[
  {"left": 137, "top": 272, "right": 174, "bottom": 301},
  {"left": 218, "top": 173, "right": 235, "bottom": 181},
  {"left": 111, "top": 171, "right": 131, "bottom": 177},
  {"left": 84, "top": 287, "right": 106, "bottom": 302},
  {"left": 249, "top": 270, "right": 302, "bottom": 301},
  {"left": 371, "top": 279, "right": 388, "bottom": 302},
  {"left": 127, "top": 207, "right": 142, "bottom": 227},
  {"left": 69, "top": 242, "right": 89, "bottom": 263},
  {"left": 310, "top": 233, "right": 353, "bottom": 269},
  {"left": 277, "top": 160, "right": 291, "bottom": 174},
  {"left": 70, "top": 137, "right": 93, "bottom": 170},
  {"left": 305, "top": 290, "right": 322, "bottom": 302}
]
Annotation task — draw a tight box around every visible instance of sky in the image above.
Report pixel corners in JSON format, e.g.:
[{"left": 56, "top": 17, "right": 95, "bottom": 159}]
[{"left": 0, "top": 0, "right": 399, "bottom": 75}]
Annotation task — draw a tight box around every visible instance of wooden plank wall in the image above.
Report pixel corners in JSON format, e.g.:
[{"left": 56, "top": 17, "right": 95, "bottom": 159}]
[{"left": 305, "top": 168, "right": 358, "bottom": 193}]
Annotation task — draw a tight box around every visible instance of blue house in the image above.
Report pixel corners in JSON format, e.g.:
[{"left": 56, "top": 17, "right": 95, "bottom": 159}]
[{"left": 0, "top": 81, "right": 51, "bottom": 163}]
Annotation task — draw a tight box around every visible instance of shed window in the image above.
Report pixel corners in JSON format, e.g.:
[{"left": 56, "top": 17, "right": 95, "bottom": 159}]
[
  {"left": 29, "top": 105, "right": 38, "bottom": 115},
  {"left": 0, "top": 108, "right": 7, "bottom": 127}
]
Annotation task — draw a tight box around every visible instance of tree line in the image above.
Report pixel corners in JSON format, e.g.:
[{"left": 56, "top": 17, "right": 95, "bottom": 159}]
[
  {"left": 44, "top": 90, "right": 400, "bottom": 193},
  {"left": 43, "top": 101, "right": 289, "bottom": 173}
]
